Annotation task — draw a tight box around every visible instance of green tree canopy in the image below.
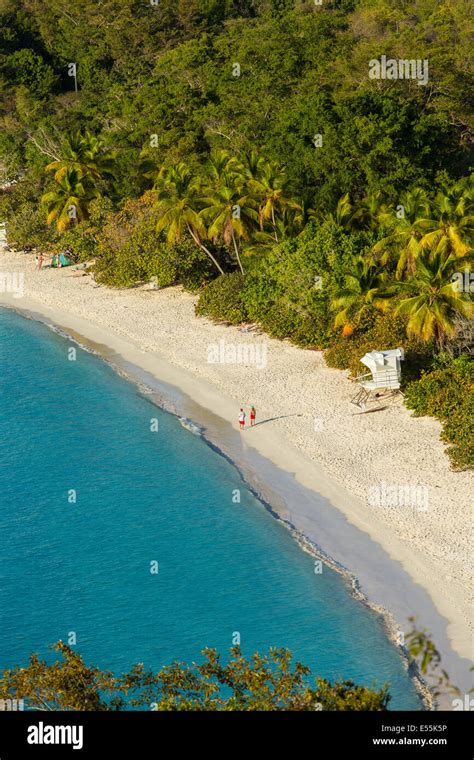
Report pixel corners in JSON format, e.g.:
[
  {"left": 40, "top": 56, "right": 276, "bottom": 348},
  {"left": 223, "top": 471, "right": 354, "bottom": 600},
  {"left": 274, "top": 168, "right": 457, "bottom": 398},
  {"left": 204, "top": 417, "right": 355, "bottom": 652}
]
[{"left": 0, "top": 642, "right": 391, "bottom": 711}]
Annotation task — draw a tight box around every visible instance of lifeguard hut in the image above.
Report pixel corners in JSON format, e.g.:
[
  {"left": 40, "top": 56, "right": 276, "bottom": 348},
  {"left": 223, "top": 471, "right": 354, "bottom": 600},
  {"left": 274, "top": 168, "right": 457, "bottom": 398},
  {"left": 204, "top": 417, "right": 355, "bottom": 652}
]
[{"left": 351, "top": 348, "right": 404, "bottom": 411}]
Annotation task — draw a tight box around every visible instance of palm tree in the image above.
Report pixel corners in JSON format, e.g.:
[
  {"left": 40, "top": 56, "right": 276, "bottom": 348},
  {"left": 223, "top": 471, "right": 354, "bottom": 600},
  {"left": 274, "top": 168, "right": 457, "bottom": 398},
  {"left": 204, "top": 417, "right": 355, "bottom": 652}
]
[
  {"left": 331, "top": 257, "right": 390, "bottom": 330},
  {"left": 416, "top": 177, "right": 473, "bottom": 259},
  {"left": 200, "top": 152, "right": 258, "bottom": 274},
  {"left": 242, "top": 203, "right": 306, "bottom": 257},
  {"left": 153, "top": 163, "right": 224, "bottom": 275},
  {"left": 246, "top": 159, "right": 300, "bottom": 242},
  {"left": 140, "top": 150, "right": 166, "bottom": 188},
  {"left": 326, "top": 191, "right": 388, "bottom": 232},
  {"left": 351, "top": 191, "right": 389, "bottom": 231},
  {"left": 45, "top": 130, "right": 115, "bottom": 185},
  {"left": 242, "top": 149, "right": 266, "bottom": 181},
  {"left": 42, "top": 168, "right": 98, "bottom": 232},
  {"left": 372, "top": 187, "right": 431, "bottom": 278},
  {"left": 326, "top": 193, "right": 355, "bottom": 231},
  {"left": 392, "top": 250, "right": 473, "bottom": 350},
  {"left": 205, "top": 149, "right": 243, "bottom": 185},
  {"left": 200, "top": 184, "right": 257, "bottom": 275}
]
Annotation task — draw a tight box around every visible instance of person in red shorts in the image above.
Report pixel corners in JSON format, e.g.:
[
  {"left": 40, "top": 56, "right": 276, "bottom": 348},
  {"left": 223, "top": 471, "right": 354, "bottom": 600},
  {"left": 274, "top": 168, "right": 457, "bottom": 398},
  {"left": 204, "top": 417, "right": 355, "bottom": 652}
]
[
  {"left": 250, "top": 406, "right": 256, "bottom": 426},
  {"left": 238, "top": 408, "right": 246, "bottom": 430}
]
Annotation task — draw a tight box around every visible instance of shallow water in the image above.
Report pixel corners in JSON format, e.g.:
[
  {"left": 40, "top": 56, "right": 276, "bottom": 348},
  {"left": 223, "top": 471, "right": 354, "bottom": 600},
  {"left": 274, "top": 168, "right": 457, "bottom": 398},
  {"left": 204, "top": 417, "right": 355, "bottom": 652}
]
[{"left": 0, "top": 308, "right": 422, "bottom": 709}]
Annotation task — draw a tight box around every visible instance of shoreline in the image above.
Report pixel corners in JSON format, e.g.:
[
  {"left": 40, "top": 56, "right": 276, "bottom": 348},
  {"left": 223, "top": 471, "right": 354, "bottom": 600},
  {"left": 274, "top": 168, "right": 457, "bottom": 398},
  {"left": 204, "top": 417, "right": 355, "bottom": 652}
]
[
  {"left": 1, "top": 300, "right": 432, "bottom": 709},
  {"left": 0, "top": 250, "right": 472, "bottom": 698}
]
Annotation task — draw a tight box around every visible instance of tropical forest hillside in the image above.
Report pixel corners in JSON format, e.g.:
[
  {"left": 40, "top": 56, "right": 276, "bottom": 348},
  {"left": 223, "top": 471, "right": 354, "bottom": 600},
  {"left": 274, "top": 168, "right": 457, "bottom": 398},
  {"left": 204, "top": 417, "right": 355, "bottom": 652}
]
[{"left": 0, "top": 0, "right": 472, "bottom": 468}]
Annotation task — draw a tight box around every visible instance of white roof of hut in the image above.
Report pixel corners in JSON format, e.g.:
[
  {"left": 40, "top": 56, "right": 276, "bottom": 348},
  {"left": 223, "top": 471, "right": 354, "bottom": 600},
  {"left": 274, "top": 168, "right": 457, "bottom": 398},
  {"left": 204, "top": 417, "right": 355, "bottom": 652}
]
[
  {"left": 358, "top": 348, "right": 404, "bottom": 390},
  {"left": 360, "top": 348, "right": 404, "bottom": 372}
]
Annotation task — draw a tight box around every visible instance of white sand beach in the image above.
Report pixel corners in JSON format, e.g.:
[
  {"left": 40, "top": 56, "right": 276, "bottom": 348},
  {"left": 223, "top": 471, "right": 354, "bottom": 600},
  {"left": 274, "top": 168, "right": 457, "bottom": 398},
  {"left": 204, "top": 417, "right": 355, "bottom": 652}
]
[{"left": 0, "top": 250, "right": 472, "bottom": 673}]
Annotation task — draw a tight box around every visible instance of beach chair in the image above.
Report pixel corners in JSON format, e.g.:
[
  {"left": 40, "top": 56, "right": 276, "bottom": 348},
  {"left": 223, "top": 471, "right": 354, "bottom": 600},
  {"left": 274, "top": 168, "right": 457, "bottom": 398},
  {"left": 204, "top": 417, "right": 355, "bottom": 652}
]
[{"left": 351, "top": 348, "right": 404, "bottom": 411}]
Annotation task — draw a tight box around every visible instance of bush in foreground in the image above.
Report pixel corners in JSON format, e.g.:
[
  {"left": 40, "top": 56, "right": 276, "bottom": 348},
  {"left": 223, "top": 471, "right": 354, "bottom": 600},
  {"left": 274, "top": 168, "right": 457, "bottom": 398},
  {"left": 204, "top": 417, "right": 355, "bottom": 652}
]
[{"left": 0, "top": 643, "right": 390, "bottom": 711}]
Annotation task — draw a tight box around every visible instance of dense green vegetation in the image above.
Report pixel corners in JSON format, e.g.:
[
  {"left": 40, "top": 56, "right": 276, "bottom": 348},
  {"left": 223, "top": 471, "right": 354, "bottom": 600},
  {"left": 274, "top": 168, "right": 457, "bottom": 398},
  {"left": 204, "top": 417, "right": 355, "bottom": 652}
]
[
  {"left": 404, "top": 355, "right": 474, "bottom": 471},
  {"left": 0, "top": 621, "right": 463, "bottom": 709},
  {"left": 0, "top": 0, "right": 472, "bottom": 468},
  {"left": 0, "top": 642, "right": 390, "bottom": 710}
]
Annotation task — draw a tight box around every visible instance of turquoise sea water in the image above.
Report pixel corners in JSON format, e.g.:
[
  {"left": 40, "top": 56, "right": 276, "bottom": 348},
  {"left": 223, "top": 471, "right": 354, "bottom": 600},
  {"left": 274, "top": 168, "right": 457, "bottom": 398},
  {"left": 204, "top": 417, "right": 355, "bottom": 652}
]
[{"left": 0, "top": 308, "right": 422, "bottom": 709}]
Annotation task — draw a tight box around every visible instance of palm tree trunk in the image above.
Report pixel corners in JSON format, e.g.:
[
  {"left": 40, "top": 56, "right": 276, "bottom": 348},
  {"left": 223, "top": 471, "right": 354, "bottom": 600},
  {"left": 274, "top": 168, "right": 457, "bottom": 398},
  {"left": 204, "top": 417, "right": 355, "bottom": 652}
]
[
  {"left": 271, "top": 206, "right": 278, "bottom": 243},
  {"left": 434, "top": 323, "right": 445, "bottom": 353},
  {"left": 186, "top": 224, "right": 225, "bottom": 275},
  {"left": 231, "top": 230, "right": 244, "bottom": 275}
]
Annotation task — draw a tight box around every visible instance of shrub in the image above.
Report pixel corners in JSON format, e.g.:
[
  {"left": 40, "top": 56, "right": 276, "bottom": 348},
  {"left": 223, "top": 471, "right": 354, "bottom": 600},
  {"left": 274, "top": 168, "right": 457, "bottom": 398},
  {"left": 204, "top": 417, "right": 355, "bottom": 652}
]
[
  {"left": 442, "top": 404, "right": 473, "bottom": 471},
  {"left": 256, "top": 301, "right": 302, "bottom": 339},
  {"left": 51, "top": 197, "right": 114, "bottom": 262},
  {"left": 404, "top": 355, "right": 473, "bottom": 470},
  {"left": 404, "top": 354, "right": 473, "bottom": 417},
  {"left": 173, "top": 244, "right": 217, "bottom": 292},
  {"left": 95, "top": 235, "right": 214, "bottom": 290},
  {"left": 324, "top": 310, "right": 433, "bottom": 379},
  {"left": 325, "top": 313, "right": 402, "bottom": 373},
  {"left": 293, "top": 314, "right": 332, "bottom": 348},
  {"left": 52, "top": 225, "right": 99, "bottom": 262},
  {"left": 0, "top": 175, "right": 56, "bottom": 250},
  {"left": 4, "top": 49, "right": 57, "bottom": 99},
  {"left": 0, "top": 132, "right": 23, "bottom": 183},
  {"left": 4, "top": 202, "right": 55, "bottom": 250},
  {"left": 240, "top": 222, "right": 373, "bottom": 348},
  {"left": 196, "top": 272, "right": 248, "bottom": 324},
  {"left": 92, "top": 196, "right": 215, "bottom": 290}
]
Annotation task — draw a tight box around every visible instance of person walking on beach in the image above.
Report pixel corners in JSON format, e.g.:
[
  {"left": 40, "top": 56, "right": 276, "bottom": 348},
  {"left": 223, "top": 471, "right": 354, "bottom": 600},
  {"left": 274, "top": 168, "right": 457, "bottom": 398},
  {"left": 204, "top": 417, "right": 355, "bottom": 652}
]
[
  {"left": 38, "top": 252, "right": 43, "bottom": 270},
  {"left": 250, "top": 405, "right": 256, "bottom": 426},
  {"left": 238, "top": 407, "right": 246, "bottom": 430}
]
